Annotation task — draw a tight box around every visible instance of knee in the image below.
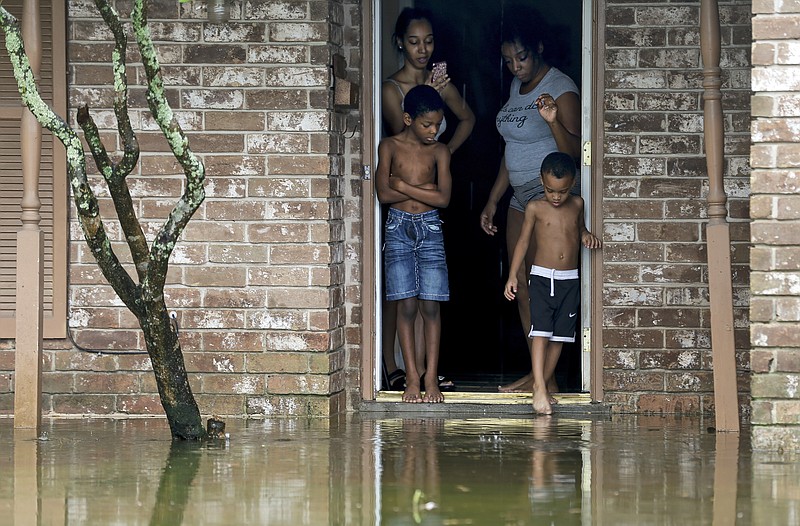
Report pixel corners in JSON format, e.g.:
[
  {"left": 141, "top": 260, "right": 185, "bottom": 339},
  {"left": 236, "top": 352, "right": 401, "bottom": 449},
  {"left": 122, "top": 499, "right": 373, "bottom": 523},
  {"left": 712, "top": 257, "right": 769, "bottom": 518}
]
[
  {"left": 418, "top": 300, "right": 440, "bottom": 320},
  {"left": 396, "top": 300, "right": 417, "bottom": 321}
]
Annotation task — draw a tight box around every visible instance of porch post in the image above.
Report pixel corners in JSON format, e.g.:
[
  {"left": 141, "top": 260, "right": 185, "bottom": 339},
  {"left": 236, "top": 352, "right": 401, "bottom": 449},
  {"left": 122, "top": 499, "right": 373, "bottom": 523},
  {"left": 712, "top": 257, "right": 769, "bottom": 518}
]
[
  {"left": 700, "top": 0, "right": 739, "bottom": 433},
  {"left": 14, "top": 0, "right": 45, "bottom": 432}
]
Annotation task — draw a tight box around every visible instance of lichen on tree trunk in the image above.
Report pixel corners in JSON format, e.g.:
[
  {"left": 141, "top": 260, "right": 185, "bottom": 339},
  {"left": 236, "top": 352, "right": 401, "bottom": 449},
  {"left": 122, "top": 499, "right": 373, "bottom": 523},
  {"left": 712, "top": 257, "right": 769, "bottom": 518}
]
[{"left": 0, "top": 0, "right": 208, "bottom": 440}]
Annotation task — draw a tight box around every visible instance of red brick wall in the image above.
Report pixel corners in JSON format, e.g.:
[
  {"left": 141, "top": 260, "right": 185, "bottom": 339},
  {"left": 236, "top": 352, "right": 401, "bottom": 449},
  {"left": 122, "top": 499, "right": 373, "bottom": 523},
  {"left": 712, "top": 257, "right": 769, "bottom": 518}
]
[
  {"left": 1, "top": 0, "right": 355, "bottom": 417},
  {"left": 2, "top": 0, "right": 764, "bottom": 421},
  {"left": 750, "top": 0, "right": 800, "bottom": 451},
  {"left": 600, "top": 1, "right": 752, "bottom": 414}
]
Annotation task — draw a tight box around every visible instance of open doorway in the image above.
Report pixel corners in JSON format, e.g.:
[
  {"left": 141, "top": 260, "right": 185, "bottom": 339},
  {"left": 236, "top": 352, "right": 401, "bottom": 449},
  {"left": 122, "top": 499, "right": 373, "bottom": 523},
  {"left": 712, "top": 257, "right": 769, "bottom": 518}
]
[{"left": 372, "top": 0, "right": 589, "bottom": 395}]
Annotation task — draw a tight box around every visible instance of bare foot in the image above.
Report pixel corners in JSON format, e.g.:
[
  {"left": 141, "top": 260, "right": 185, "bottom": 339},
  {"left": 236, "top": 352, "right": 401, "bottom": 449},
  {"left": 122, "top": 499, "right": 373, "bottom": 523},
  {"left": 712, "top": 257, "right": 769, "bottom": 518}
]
[
  {"left": 532, "top": 390, "right": 553, "bottom": 415},
  {"left": 498, "top": 373, "right": 533, "bottom": 393},
  {"left": 423, "top": 386, "right": 444, "bottom": 403},
  {"left": 402, "top": 382, "right": 423, "bottom": 403},
  {"left": 423, "top": 376, "right": 444, "bottom": 403},
  {"left": 531, "top": 384, "right": 558, "bottom": 405},
  {"left": 499, "top": 379, "right": 533, "bottom": 393},
  {"left": 500, "top": 374, "right": 559, "bottom": 394}
]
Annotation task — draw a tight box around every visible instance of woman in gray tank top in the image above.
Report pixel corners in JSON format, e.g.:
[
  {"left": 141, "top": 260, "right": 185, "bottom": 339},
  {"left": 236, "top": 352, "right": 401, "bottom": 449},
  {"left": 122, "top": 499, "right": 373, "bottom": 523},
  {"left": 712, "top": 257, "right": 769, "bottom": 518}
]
[{"left": 479, "top": 12, "right": 581, "bottom": 394}]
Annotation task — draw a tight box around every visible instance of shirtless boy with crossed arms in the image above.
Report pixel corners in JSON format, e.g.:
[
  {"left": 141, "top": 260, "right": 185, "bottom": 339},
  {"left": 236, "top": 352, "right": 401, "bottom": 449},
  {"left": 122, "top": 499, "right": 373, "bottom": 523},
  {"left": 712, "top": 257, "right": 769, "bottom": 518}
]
[
  {"left": 504, "top": 151, "right": 602, "bottom": 415},
  {"left": 376, "top": 84, "right": 452, "bottom": 403}
]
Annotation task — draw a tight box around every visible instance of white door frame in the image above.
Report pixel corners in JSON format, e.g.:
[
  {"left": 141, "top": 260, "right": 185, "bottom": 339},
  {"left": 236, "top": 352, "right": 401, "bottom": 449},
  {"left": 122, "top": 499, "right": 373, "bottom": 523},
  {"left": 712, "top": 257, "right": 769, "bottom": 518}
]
[
  {"left": 361, "top": 0, "right": 601, "bottom": 400},
  {"left": 580, "top": 0, "right": 593, "bottom": 392}
]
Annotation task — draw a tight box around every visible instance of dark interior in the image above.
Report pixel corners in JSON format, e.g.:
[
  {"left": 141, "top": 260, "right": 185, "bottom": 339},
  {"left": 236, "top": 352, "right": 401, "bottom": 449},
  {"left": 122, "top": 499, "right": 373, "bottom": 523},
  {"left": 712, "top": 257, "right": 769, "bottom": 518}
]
[{"left": 381, "top": 0, "right": 585, "bottom": 392}]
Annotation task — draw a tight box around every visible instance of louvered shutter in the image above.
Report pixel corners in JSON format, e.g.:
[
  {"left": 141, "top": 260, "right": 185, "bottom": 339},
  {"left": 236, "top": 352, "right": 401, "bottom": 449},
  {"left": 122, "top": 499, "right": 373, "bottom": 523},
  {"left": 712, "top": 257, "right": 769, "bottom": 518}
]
[{"left": 0, "top": 0, "right": 67, "bottom": 338}]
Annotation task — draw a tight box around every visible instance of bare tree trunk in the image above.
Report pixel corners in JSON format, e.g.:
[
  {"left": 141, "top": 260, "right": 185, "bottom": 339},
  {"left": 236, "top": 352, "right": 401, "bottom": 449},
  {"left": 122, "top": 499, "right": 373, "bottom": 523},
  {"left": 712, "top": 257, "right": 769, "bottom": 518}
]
[
  {"left": 141, "top": 303, "right": 203, "bottom": 439},
  {"left": 1, "top": 0, "right": 208, "bottom": 439}
]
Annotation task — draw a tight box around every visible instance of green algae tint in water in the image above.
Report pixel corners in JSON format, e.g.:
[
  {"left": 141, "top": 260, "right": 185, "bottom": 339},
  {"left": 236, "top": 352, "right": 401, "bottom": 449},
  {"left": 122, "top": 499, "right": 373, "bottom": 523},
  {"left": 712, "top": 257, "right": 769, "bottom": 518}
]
[
  {"left": 376, "top": 418, "right": 586, "bottom": 525},
  {"left": 2, "top": 415, "right": 800, "bottom": 524}
]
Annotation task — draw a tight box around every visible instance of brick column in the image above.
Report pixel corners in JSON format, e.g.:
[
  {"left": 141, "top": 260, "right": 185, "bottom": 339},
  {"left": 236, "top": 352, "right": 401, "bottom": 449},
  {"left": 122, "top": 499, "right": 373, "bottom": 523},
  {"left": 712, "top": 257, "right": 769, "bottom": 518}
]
[
  {"left": 750, "top": 1, "right": 800, "bottom": 450},
  {"left": 601, "top": 1, "right": 752, "bottom": 415}
]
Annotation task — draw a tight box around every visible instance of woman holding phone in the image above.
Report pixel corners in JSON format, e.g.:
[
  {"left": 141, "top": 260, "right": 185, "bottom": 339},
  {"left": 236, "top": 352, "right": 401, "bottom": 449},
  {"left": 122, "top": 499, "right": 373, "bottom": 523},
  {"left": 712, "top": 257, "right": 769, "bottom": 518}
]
[
  {"left": 382, "top": 7, "right": 475, "bottom": 153},
  {"left": 380, "top": 7, "right": 475, "bottom": 392}
]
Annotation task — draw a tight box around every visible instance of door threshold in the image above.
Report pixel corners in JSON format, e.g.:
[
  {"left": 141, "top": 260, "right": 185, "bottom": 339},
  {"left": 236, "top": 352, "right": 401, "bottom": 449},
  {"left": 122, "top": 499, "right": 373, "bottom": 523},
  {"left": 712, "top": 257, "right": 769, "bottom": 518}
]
[
  {"left": 376, "top": 391, "right": 593, "bottom": 404},
  {"left": 361, "top": 391, "right": 608, "bottom": 416}
]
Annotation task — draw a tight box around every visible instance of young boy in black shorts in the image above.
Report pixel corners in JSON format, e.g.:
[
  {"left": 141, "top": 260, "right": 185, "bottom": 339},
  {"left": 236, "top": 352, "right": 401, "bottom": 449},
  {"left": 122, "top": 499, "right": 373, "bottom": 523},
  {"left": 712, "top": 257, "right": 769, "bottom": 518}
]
[{"left": 504, "top": 152, "right": 601, "bottom": 414}]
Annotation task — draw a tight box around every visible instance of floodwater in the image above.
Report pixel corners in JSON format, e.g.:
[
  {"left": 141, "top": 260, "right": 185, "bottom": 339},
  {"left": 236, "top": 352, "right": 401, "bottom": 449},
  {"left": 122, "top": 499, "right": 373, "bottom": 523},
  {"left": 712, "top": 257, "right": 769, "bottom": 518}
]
[{"left": 1, "top": 414, "right": 798, "bottom": 525}]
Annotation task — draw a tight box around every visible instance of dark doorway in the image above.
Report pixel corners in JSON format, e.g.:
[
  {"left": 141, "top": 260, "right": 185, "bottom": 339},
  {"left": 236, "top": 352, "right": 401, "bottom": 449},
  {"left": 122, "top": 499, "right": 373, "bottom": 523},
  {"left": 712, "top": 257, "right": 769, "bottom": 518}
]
[{"left": 379, "top": 0, "right": 586, "bottom": 393}]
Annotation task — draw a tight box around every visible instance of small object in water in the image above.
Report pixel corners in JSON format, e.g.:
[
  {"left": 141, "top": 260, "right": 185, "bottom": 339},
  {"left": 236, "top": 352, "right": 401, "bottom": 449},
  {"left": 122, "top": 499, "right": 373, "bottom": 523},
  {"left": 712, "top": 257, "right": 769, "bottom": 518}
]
[
  {"left": 38, "top": 432, "right": 49, "bottom": 441},
  {"left": 411, "top": 489, "right": 438, "bottom": 523},
  {"left": 412, "top": 489, "right": 424, "bottom": 524},
  {"left": 207, "top": 417, "right": 226, "bottom": 439}
]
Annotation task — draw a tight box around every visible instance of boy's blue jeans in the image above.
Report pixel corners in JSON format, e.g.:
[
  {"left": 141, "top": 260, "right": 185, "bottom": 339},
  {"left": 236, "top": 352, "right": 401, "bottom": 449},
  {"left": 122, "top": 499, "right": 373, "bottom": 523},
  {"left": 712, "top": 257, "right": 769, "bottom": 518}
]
[{"left": 383, "top": 208, "right": 449, "bottom": 302}]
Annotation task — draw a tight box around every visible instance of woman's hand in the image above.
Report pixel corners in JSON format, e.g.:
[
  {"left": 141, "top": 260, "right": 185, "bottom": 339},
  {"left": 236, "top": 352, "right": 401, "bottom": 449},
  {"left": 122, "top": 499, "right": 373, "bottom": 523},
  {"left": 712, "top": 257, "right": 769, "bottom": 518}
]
[
  {"left": 535, "top": 93, "right": 558, "bottom": 124},
  {"left": 481, "top": 159, "right": 509, "bottom": 236},
  {"left": 480, "top": 202, "right": 498, "bottom": 236},
  {"left": 426, "top": 72, "right": 450, "bottom": 93}
]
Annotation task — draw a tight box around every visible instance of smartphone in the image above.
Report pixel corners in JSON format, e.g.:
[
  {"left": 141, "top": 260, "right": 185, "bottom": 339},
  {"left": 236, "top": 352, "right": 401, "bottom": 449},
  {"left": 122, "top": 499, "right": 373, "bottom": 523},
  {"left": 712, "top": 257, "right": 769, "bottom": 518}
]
[{"left": 431, "top": 61, "right": 447, "bottom": 83}]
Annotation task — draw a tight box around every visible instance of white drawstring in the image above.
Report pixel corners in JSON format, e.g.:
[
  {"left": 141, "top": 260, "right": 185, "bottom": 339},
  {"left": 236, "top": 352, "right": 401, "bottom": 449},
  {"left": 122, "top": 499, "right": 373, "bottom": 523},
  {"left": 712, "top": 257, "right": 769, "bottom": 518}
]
[{"left": 530, "top": 266, "right": 579, "bottom": 297}]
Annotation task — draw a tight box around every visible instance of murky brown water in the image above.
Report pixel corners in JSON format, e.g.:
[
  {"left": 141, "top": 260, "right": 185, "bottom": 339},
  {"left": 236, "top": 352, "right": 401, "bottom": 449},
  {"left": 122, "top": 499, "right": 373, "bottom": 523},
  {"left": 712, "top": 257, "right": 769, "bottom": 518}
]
[{"left": 1, "top": 414, "right": 798, "bottom": 525}]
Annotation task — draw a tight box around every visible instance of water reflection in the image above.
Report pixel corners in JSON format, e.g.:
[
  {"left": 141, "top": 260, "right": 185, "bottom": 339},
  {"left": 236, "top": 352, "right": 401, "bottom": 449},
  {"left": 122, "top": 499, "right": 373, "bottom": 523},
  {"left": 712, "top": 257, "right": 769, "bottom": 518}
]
[
  {"left": 713, "top": 433, "right": 739, "bottom": 526},
  {"left": 149, "top": 442, "right": 202, "bottom": 526},
  {"left": 1, "top": 415, "right": 799, "bottom": 524},
  {"left": 13, "top": 429, "right": 43, "bottom": 525},
  {"left": 377, "top": 416, "right": 586, "bottom": 524}
]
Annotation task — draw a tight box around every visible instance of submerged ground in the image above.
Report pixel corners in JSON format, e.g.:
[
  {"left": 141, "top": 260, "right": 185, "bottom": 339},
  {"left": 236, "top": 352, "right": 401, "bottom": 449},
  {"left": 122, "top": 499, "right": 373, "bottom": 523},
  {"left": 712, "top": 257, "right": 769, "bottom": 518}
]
[{"left": 1, "top": 414, "right": 797, "bottom": 525}]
